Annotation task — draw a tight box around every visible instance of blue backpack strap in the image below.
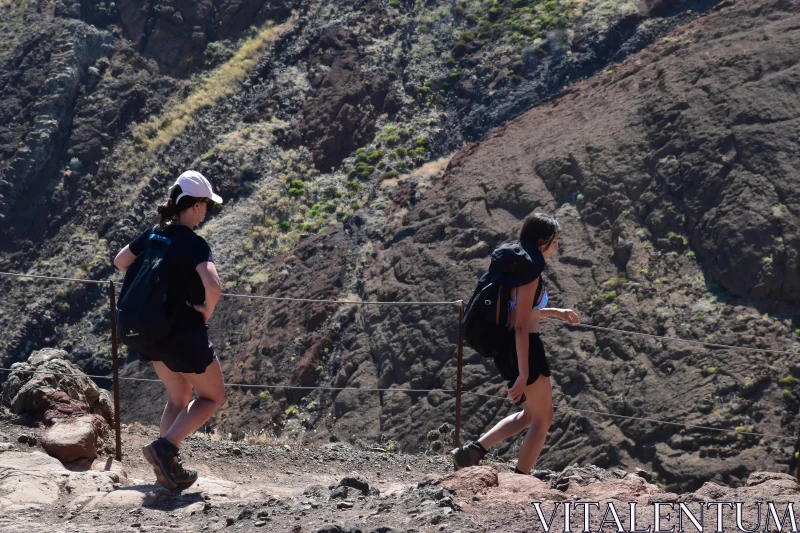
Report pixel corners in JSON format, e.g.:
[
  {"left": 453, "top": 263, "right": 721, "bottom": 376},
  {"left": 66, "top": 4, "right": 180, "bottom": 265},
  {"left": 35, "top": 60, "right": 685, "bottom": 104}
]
[{"left": 148, "top": 234, "right": 172, "bottom": 246}]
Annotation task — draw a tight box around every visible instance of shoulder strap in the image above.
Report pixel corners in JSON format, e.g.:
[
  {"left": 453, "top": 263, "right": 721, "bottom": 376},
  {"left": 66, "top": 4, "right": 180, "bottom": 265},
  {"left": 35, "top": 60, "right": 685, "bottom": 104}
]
[{"left": 534, "top": 276, "right": 544, "bottom": 307}]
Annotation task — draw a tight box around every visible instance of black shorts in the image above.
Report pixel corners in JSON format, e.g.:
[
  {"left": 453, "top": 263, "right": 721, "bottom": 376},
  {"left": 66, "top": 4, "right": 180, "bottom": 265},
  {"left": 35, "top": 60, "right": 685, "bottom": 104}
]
[
  {"left": 137, "top": 307, "right": 216, "bottom": 374},
  {"left": 493, "top": 331, "right": 551, "bottom": 387}
]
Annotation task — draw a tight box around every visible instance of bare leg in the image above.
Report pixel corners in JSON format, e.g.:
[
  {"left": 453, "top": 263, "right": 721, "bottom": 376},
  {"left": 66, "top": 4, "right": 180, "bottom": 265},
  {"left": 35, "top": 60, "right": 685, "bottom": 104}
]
[
  {"left": 478, "top": 408, "right": 533, "bottom": 450},
  {"left": 152, "top": 362, "right": 193, "bottom": 438},
  {"left": 162, "top": 359, "right": 225, "bottom": 447},
  {"left": 515, "top": 376, "right": 553, "bottom": 473}
]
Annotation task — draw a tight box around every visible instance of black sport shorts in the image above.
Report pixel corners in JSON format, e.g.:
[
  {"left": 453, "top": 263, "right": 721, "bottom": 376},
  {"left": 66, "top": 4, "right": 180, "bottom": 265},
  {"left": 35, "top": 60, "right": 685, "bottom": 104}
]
[
  {"left": 136, "top": 307, "right": 216, "bottom": 374},
  {"left": 493, "top": 331, "right": 551, "bottom": 387}
]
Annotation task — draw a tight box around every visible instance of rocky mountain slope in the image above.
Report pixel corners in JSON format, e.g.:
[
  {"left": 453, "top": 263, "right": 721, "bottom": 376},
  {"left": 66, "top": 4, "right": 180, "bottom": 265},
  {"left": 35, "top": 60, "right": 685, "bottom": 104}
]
[{"left": 2, "top": 0, "right": 799, "bottom": 494}]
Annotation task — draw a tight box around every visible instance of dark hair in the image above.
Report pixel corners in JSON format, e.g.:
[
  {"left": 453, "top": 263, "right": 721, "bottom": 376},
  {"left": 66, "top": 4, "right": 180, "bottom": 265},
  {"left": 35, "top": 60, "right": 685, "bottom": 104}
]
[
  {"left": 519, "top": 213, "right": 560, "bottom": 251},
  {"left": 156, "top": 185, "right": 203, "bottom": 230}
]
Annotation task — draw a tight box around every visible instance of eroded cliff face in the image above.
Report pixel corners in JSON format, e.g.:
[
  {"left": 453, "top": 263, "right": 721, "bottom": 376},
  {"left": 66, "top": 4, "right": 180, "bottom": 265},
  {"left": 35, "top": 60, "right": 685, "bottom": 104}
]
[{"left": 2, "top": 0, "right": 798, "bottom": 492}]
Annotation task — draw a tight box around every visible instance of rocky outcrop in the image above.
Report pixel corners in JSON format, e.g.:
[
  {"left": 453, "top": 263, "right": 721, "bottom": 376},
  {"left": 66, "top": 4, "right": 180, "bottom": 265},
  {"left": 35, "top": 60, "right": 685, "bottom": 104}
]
[
  {"left": 0, "top": 20, "right": 113, "bottom": 233},
  {"left": 118, "top": 0, "right": 294, "bottom": 77},
  {"left": 288, "top": 27, "right": 394, "bottom": 172},
  {"left": 2, "top": 348, "right": 114, "bottom": 462}
]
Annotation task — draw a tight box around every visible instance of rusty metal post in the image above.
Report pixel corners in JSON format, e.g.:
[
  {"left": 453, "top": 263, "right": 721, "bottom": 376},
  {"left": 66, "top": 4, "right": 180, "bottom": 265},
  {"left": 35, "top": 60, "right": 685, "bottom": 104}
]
[
  {"left": 455, "top": 300, "right": 465, "bottom": 448},
  {"left": 108, "top": 281, "right": 122, "bottom": 461}
]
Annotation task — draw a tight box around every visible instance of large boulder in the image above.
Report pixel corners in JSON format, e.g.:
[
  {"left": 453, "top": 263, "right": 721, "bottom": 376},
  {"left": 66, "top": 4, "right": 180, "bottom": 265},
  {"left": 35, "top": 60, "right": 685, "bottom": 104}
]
[{"left": 1, "top": 348, "right": 114, "bottom": 462}]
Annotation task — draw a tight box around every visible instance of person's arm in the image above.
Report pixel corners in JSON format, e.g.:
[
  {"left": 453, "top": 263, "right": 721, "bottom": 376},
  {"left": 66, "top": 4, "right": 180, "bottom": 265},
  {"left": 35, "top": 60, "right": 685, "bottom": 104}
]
[
  {"left": 190, "top": 261, "right": 221, "bottom": 324},
  {"left": 541, "top": 308, "right": 580, "bottom": 324},
  {"left": 114, "top": 245, "right": 137, "bottom": 274},
  {"left": 508, "top": 278, "right": 538, "bottom": 403}
]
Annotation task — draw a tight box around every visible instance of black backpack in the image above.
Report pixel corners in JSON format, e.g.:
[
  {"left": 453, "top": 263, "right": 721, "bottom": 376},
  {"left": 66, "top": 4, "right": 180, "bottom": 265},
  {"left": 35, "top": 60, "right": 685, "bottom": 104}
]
[
  {"left": 461, "top": 241, "right": 545, "bottom": 358},
  {"left": 116, "top": 232, "right": 180, "bottom": 350}
]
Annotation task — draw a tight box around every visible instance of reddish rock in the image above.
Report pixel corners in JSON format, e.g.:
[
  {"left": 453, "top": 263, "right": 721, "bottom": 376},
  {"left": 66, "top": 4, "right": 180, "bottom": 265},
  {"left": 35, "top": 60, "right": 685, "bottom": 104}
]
[
  {"left": 4, "top": 349, "right": 115, "bottom": 463},
  {"left": 439, "top": 466, "right": 499, "bottom": 494},
  {"left": 41, "top": 414, "right": 107, "bottom": 463}
]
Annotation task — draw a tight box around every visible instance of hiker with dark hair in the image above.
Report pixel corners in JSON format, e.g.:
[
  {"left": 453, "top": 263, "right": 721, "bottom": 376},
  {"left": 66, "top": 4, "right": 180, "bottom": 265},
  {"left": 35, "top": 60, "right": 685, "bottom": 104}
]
[
  {"left": 113, "top": 170, "right": 225, "bottom": 489},
  {"left": 452, "top": 213, "right": 579, "bottom": 474}
]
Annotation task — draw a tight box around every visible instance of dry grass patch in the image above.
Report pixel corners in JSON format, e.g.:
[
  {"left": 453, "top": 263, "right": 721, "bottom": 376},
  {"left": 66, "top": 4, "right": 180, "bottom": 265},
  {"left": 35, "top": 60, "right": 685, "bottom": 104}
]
[
  {"left": 134, "top": 13, "right": 298, "bottom": 154},
  {"left": 415, "top": 156, "right": 451, "bottom": 180}
]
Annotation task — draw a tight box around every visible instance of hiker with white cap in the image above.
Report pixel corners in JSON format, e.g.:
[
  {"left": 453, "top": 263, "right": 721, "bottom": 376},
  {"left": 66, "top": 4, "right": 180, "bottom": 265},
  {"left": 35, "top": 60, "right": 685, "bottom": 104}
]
[{"left": 113, "top": 170, "right": 225, "bottom": 489}]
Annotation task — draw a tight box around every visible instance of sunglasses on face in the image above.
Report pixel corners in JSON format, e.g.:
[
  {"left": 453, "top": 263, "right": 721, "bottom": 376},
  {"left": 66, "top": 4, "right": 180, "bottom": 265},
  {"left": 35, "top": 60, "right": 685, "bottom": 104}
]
[{"left": 199, "top": 199, "right": 221, "bottom": 210}]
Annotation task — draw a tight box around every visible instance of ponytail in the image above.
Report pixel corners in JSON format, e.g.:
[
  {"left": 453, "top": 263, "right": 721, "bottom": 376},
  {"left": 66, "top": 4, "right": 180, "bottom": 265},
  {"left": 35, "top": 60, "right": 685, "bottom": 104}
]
[{"left": 156, "top": 185, "right": 201, "bottom": 230}]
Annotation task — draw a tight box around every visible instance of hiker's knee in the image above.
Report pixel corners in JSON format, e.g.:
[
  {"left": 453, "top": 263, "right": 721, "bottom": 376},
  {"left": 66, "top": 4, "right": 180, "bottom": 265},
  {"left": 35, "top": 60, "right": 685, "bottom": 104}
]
[
  {"left": 533, "top": 409, "right": 553, "bottom": 430},
  {"left": 203, "top": 383, "right": 225, "bottom": 408},
  {"left": 165, "top": 382, "right": 192, "bottom": 409},
  {"left": 519, "top": 409, "right": 534, "bottom": 426},
  {"left": 202, "top": 387, "right": 225, "bottom": 409}
]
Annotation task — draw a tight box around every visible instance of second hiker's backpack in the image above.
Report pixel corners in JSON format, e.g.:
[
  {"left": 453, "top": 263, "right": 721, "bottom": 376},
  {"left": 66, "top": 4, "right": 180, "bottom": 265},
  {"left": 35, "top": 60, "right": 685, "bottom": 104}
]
[
  {"left": 461, "top": 241, "right": 544, "bottom": 358},
  {"left": 116, "top": 232, "right": 181, "bottom": 350}
]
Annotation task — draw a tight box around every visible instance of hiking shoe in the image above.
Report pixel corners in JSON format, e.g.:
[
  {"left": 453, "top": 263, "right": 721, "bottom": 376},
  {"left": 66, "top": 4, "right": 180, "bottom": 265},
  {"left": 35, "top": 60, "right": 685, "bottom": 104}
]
[
  {"left": 142, "top": 437, "right": 178, "bottom": 489},
  {"left": 451, "top": 441, "right": 486, "bottom": 470},
  {"left": 172, "top": 453, "right": 198, "bottom": 489}
]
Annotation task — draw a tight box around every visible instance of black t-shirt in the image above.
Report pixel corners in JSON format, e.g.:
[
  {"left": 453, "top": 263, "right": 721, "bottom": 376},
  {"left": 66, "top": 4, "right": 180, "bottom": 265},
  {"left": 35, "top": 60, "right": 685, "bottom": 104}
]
[{"left": 128, "top": 224, "right": 214, "bottom": 306}]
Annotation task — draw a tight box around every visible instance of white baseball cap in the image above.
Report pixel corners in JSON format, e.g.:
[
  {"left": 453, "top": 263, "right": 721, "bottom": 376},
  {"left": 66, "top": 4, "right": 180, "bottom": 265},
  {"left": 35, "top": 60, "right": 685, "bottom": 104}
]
[{"left": 171, "top": 170, "right": 223, "bottom": 204}]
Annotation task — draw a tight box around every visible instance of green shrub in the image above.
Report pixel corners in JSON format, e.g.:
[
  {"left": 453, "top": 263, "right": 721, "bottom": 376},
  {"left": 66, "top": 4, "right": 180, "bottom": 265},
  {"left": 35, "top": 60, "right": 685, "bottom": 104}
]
[
  {"left": 602, "top": 277, "right": 627, "bottom": 290},
  {"left": 395, "top": 147, "right": 407, "bottom": 157},
  {"left": 380, "top": 170, "right": 399, "bottom": 180},
  {"left": 365, "top": 150, "right": 383, "bottom": 164},
  {"left": 285, "top": 405, "right": 299, "bottom": 417},
  {"left": 410, "top": 146, "right": 426, "bottom": 157},
  {"left": 686, "top": 251, "right": 696, "bottom": 259},
  {"left": 414, "top": 137, "right": 429, "bottom": 148},
  {"left": 278, "top": 220, "right": 291, "bottom": 231},
  {"left": 353, "top": 162, "right": 375, "bottom": 178},
  {"left": 346, "top": 180, "right": 362, "bottom": 192},
  {"left": 778, "top": 376, "right": 799, "bottom": 387},
  {"left": 383, "top": 134, "right": 400, "bottom": 146}
]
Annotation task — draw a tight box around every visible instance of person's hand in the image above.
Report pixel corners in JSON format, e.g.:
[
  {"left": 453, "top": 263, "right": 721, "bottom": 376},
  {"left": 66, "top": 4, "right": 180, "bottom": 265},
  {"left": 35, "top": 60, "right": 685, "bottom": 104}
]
[
  {"left": 508, "top": 375, "right": 527, "bottom": 404},
  {"left": 187, "top": 301, "right": 212, "bottom": 324},
  {"left": 553, "top": 308, "right": 580, "bottom": 325}
]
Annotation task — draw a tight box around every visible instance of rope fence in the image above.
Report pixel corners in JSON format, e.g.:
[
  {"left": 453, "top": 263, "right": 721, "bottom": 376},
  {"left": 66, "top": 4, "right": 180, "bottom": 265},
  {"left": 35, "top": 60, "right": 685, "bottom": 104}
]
[
  {"left": 0, "top": 270, "right": 798, "bottom": 479},
  {"left": 2, "top": 366, "right": 796, "bottom": 443}
]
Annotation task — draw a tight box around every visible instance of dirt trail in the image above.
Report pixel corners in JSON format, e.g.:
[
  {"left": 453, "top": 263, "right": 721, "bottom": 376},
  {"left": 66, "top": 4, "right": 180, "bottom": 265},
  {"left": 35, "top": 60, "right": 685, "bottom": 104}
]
[{"left": 2, "top": 420, "right": 799, "bottom": 532}]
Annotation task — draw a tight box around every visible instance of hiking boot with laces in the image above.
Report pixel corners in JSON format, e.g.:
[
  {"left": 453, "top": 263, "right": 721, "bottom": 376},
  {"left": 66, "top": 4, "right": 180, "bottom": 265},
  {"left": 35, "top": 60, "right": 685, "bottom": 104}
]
[
  {"left": 172, "top": 453, "right": 198, "bottom": 489},
  {"left": 450, "top": 441, "right": 486, "bottom": 470},
  {"left": 142, "top": 437, "right": 178, "bottom": 489}
]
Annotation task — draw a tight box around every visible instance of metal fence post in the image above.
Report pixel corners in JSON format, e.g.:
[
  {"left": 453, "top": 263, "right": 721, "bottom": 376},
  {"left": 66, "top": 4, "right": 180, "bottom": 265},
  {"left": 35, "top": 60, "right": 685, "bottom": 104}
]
[
  {"left": 455, "top": 300, "right": 465, "bottom": 448},
  {"left": 108, "top": 281, "right": 121, "bottom": 461}
]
